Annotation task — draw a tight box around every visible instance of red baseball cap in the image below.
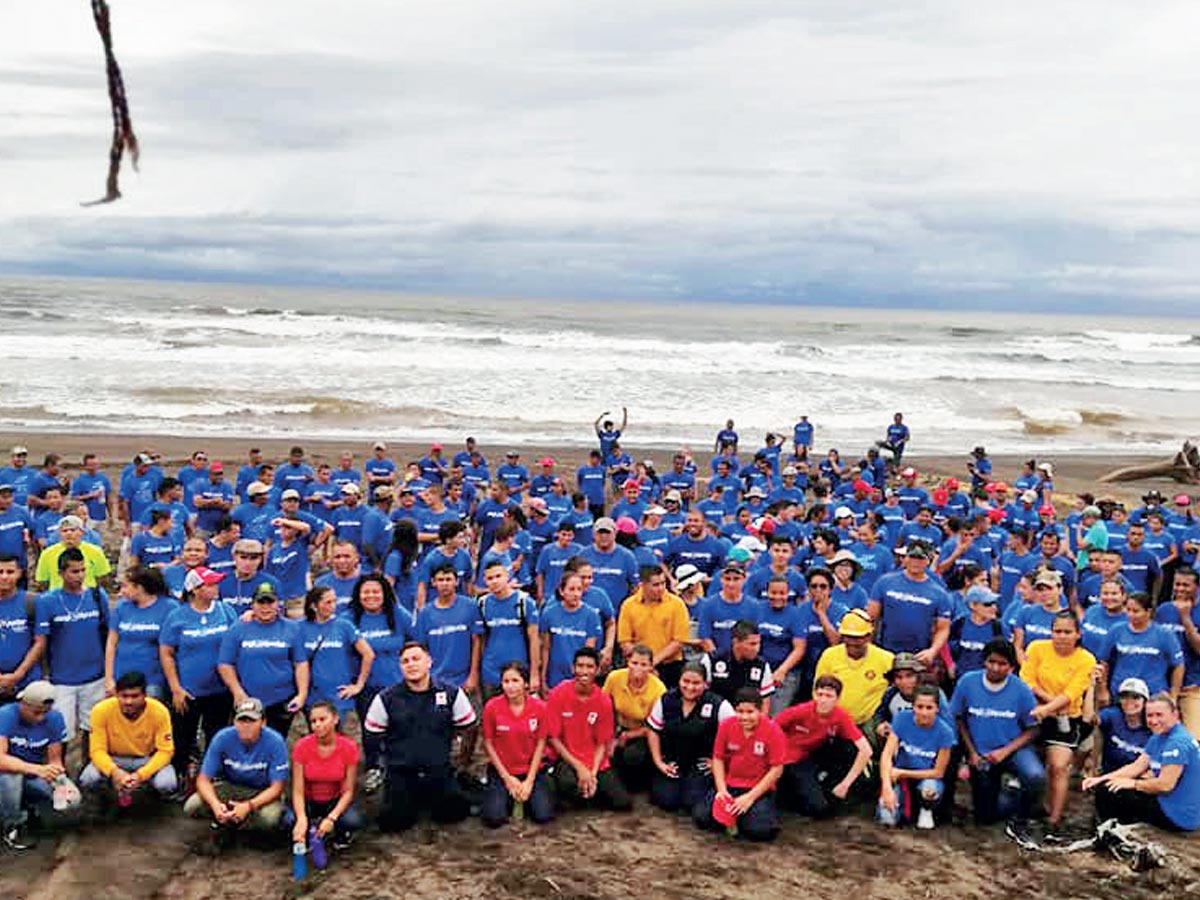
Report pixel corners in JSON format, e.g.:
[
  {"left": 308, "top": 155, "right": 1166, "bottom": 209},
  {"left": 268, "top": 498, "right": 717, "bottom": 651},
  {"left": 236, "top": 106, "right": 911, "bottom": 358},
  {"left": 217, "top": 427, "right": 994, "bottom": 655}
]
[
  {"left": 539, "top": 457, "right": 555, "bottom": 467},
  {"left": 1038, "top": 504, "right": 1055, "bottom": 516},
  {"left": 945, "top": 478, "right": 959, "bottom": 490},
  {"left": 900, "top": 467, "right": 917, "bottom": 478},
  {"left": 430, "top": 443, "right": 443, "bottom": 451},
  {"left": 615, "top": 516, "right": 639, "bottom": 535},
  {"left": 986, "top": 508, "right": 1007, "bottom": 523},
  {"left": 711, "top": 794, "right": 738, "bottom": 828},
  {"left": 852, "top": 479, "right": 871, "bottom": 493},
  {"left": 209, "top": 461, "right": 224, "bottom": 473},
  {"left": 183, "top": 566, "right": 225, "bottom": 592}
]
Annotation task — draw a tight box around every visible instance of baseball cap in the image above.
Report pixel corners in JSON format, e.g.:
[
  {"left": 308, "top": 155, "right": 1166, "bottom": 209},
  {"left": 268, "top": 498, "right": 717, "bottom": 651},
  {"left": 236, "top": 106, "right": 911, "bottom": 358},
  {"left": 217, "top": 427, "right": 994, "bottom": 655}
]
[
  {"left": 527, "top": 497, "right": 549, "bottom": 516},
  {"left": 340, "top": 482, "right": 362, "bottom": 496},
  {"left": 884, "top": 487, "right": 899, "bottom": 499},
  {"left": 430, "top": 443, "right": 443, "bottom": 451},
  {"left": 58, "top": 515, "right": 84, "bottom": 531},
  {"left": 905, "top": 540, "right": 934, "bottom": 560},
  {"left": 987, "top": 508, "right": 1007, "bottom": 524},
  {"left": 280, "top": 488, "right": 301, "bottom": 501},
  {"left": 644, "top": 505, "right": 667, "bottom": 517},
  {"left": 1037, "top": 462, "right": 1054, "bottom": 475},
  {"left": 372, "top": 441, "right": 387, "bottom": 450},
  {"left": 1038, "top": 504, "right": 1055, "bottom": 516},
  {"left": 183, "top": 566, "right": 225, "bottom": 592},
  {"left": 1174, "top": 494, "right": 1192, "bottom": 507},
  {"left": 1033, "top": 568, "right": 1063, "bottom": 588},
  {"left": 538, "top": 456, "right": 555, "bottom": 467},
  {"left": 674, "top": 564, "right": 707, "bottom": 590},
  {"left": 247, "top": 481, "right": 270, "bottom": 497},
  {"left": 722, "top": 560, "right": 748, "bottom": 576},
  {"left": 11, "top": 445, "right": 28, "bottom": 455},
  {"left": 210, "top": 461, "right": 224, "bottom": 473},
  {"left": 594, "top": 517, "right": 617, "bottom": 533},
  {"left": 134, "top": 452, "right": 153, "bottom": 465},
  {"left": 663, "top": 489, "right": 683, "bottom": 503},
  {"left": 234, "top": 697, "right": 265, "bottom": 721},
  {"left": 833, "top": 505, "right": 854, "bottom": 520},
  {"left": 736, "top": 535, "right": 766, "bottom": 554},
  {"left": 900, "top": 466, "right": 917, "bottom": 478},
  {"left": 1117, "top": 677, "right": 1150, "bottom": 700},
  {"left": 838, "top": 609, "right": 874, "bottom": 638},
  {"left": 745, "top": 486, "right": 767, "bottom": 499},
  {"left": 615, "top": 516, "right": 639, "bottom": 535},
  {"left": 964, "top": 584, "right": 999, "bottom": 606},
  {"left": 252, "top": 583, "right": 279, "bottom": 604},
  {"left": 1021, "top": 490, "right": 1038, "bottom": 504},
  {"left": 945, "top": 478, "right": 960, "bottom": 490},
  {"left": 373, "top": 485, "right": 394, "bottom": 500},
  {"left": 17, "top": 680, "right": 56, "bottom": 708},
  {"left": 0, "top": 483, "right": 11, "bottom": 493},
  {"left": 782, "top": 466, "right": 798, "bottom": 476},
  {"left": 993, "top": 482, "right": 1010, "bottom": 493},
  {"left": 852, "top": 480, "right": 871, "bottom": 493},
  {"left": 506, "top": 450, "right": 519, "bottom": 458},
  {"left": 233, "top": 538, "right": 264, "bottom": 555},
  {"left": 932, "top": 488, "right": 949, "bottom": 506},
  {"left": 890, "top": 653, "right": 926, "bottom": 675}
]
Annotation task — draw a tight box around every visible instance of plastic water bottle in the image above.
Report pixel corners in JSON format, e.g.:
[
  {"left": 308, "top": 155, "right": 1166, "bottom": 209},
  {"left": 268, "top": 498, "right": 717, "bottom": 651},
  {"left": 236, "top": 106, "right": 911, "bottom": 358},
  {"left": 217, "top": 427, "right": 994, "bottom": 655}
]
[
  {"left": 117, "top": 787, "right": 133, "bottom": 808},
  {"left": 308, "top": 827, "right": 328, "bottom": 870},
  {"left": 512, "top": 800, "right": 525, "bottom": 822},
  {"left": 292, "top": 841, "right": 308, "bottom": 880}
]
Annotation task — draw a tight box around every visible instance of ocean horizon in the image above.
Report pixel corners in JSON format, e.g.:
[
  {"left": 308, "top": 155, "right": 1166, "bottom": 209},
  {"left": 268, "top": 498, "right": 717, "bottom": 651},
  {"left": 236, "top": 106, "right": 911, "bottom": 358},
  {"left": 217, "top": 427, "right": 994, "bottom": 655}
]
[{"left": 3, "top": 273, "right": 1199, "bottom": 456}]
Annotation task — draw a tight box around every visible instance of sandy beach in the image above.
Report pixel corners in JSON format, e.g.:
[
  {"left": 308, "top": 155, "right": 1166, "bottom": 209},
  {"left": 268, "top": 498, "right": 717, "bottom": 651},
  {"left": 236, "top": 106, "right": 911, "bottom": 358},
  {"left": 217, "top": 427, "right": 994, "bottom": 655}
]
[{"left": 0, "top": 429, "right": 1176, "bottom": 508}]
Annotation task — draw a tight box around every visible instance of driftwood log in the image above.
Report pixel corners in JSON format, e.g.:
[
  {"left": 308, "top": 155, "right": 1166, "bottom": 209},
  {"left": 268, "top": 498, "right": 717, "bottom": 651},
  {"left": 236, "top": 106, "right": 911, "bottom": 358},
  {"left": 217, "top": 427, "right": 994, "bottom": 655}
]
[{"left": 1098, "top": 441, "right": 1200, "bottom": 484}]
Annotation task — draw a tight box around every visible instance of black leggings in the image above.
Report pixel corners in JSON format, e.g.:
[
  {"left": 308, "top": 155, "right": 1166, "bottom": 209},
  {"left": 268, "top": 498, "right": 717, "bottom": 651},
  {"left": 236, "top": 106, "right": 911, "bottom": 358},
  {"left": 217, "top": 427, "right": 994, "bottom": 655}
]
[
  {"left": 171, "top": 691, "right": 234, "bottom": 772},
  {"left": 1095, "top": 786, "right": 1183, "bottom": 832}
]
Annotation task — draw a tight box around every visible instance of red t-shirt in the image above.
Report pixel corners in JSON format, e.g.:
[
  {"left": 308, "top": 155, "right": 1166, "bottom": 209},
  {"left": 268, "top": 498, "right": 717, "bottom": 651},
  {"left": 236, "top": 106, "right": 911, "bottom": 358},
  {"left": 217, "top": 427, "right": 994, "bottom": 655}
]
[
  {"left": 713, "top": 716, "right": 786, "bottom": 790},
  {"left": 482, "top": 694, "right": 549, "bottom": 776},
  {"left": 292, "top": 733, "right": 361, "bottom": 803},
  {"left": 546, "top": 681, "right": 615, "bottom": 772},
  {"left": 773, "top": 701, "right": 863, "bottom": 765}
]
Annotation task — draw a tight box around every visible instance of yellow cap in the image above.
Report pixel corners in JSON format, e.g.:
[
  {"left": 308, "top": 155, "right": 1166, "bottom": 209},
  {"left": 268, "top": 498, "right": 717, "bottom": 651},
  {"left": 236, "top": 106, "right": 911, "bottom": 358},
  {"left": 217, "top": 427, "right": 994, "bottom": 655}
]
[{"left": 838, "top": 608, "right": 875, "bottom": 638}]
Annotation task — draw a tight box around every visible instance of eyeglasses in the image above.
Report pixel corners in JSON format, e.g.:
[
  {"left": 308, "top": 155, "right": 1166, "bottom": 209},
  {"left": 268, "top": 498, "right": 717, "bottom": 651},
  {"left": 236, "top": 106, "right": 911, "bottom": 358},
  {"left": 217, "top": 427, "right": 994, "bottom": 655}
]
[{"left": 810, "top": 583, "right": 831, "bottom": 590}]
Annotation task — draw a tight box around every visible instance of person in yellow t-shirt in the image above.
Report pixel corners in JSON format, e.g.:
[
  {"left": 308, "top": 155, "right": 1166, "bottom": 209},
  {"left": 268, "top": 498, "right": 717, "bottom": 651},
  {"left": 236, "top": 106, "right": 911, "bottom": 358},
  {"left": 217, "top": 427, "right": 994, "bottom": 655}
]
[
  {"left": 1020, "top": 611, "right": 1096, "bottom": 831},
  {"left": 813, "top": 609, "right": 894, "bottom": 725},
  {"left": 80, "top": 671, "right": 177, "bottom": 799},
  {"left": 617, "top": 567, "right": 691, "bottom": 687},
  {"left": 603, "top": 645, "right": 667, "bottom": 791},
  {"left": 33, "top": 515, "right": 112, "bottom": 591}
]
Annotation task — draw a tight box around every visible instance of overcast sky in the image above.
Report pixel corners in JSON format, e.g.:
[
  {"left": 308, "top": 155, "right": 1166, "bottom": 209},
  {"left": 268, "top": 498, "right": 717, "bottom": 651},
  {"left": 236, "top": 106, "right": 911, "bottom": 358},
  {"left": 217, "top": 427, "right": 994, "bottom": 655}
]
[{"left": 3, "top": 1, "right": 1199, "bottom": 311}]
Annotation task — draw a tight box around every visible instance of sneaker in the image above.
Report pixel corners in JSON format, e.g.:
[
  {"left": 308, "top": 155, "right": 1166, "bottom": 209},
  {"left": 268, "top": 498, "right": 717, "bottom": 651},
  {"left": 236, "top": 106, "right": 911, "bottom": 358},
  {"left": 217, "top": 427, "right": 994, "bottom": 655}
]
[
  {"left": 330, "top": 832, "right": 355, "bottom": 852},
  {"left": 3, "top": 825, "right": 36, "bottom": 851},
  {"left": 362, "top": 768, "right": 385, "bottom": 795},
  {"left": 916, "top": 808, "right": 935, "bottom": 830},
  {"left": 208, "top": 821, "right": 235, "bottom": 853},
  {"left": 1005, "top": 818, "right": 1039, "bottom": 850}
]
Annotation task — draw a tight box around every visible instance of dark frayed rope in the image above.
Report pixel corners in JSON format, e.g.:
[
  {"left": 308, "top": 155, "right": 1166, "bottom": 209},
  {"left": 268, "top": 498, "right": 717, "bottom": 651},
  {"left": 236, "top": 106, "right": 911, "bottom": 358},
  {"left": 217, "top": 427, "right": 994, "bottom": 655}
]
[{"left": 82, "top": 0, "right": 139, "bottom": 206}]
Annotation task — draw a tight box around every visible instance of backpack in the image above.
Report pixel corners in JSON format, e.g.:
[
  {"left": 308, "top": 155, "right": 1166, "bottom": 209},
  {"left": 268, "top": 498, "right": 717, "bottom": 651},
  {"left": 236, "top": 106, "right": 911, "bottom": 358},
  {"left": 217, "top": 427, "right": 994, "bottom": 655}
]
[{"left": 477, "top": 590, "right": 529, "bottom": 636}]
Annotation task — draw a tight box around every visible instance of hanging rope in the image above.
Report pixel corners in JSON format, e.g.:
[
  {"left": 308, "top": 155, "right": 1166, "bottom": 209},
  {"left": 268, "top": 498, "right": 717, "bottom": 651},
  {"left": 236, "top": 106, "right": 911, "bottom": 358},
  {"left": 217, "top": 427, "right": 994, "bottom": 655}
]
[{"left": 82, "top": 0, "right": 139, "bottom": 206}]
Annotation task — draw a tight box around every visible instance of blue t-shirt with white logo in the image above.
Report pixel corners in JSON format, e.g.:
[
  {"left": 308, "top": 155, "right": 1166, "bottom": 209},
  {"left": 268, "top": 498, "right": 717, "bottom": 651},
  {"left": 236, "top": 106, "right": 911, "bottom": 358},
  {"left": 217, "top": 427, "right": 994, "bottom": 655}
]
[
  {"left": 217, "top": 618, "right": 303, "bottom": 706},
  {"left": 35, "top": 587, "right": 110, "bottom": 685},
  {"left": 891, "top": 708, "right": 957, "bottom": 771},
  {"left": 111, "top": 596, "right": 179, "bottom": 689},
  {"left": 539, "top": 601, "right": 603, "bottom": 687},
  {"left": 1145, "top": 723, "right": 1200, "bottom": 830},
  {"left": 1097, "top": 705, "right": 1151, "bottom": 774},
  {"left": 0, "top": 591, "right": 40, "bottom": 688},
  {"left": 201, "top": 725, "right": 290, "bottom": 789},
  {"left": 473, "top": 591, "right": 539, "bottom": 686},
  {"left": 0, "top": 702, "right": 67, "bottom": 763},
  {"left": 1100, "top": 623, "right": 1183, "bottom": 696},
  {"left": 949, "top": 671, "right": 1037, "bottom": 755},
  {"left": 300, "top": 617, "right": 363, "bottom": 712},
  {"left": 414, "top": 597, "right": 475, "bottom": 688},
  {"left": 160, "top": 601, "right": 239, "bottom": 697},
  {"left": 869, "top": 571, "right": 952, "bottom": 654},
  {"left": 699, "top": 596, "right": 762, "bottom": 657}
]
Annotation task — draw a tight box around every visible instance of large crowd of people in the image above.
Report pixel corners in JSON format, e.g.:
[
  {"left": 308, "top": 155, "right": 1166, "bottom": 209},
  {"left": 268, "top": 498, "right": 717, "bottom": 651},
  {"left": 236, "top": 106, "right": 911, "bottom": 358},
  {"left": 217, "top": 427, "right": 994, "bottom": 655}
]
[{"left": 0, "top": 412, "right": 1197, "bottom": 864}]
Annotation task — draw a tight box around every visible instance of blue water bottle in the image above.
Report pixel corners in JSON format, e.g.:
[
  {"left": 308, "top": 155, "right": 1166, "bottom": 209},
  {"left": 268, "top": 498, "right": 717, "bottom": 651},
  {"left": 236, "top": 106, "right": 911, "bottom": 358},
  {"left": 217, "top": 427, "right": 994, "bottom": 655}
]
[
  {"left": 308, "top": 826, "right": 328, "bottom": 870},
  {"left": 292, "top": 841, "right": 308, "bottom": 880}
]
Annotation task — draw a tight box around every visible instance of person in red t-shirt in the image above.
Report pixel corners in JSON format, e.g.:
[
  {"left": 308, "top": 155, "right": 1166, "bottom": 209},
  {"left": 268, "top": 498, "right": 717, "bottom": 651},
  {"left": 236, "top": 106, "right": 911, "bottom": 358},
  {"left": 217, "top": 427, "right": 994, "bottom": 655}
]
[
  {"left": 289, "top": 701, "right": 363, "bottom": 852},
  {"left": 774, "top": 674, "right": 873, "bottom": 818},
  {"left": 547, "top": 647, "right": 632, "bottom": 811},
  {"left": 694, "top": 688, "right": 786, "bottom": 841},
  {"left": 481, "top": 661, "right": 554, "bottom": 826}
]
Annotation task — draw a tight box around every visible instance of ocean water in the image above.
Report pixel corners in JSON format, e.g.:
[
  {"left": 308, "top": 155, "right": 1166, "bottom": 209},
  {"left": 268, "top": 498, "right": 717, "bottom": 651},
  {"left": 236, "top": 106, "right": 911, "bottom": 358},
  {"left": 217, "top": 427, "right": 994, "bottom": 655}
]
[{"left": 2, "top": 275, "right": 1199, "bottom": 455}]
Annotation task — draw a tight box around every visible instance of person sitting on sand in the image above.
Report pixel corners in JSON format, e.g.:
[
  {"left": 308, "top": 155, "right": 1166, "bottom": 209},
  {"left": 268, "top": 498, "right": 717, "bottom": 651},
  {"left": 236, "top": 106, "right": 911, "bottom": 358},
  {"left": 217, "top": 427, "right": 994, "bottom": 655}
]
[{"left": 878, "top": 684, "right": 956, "bottom": 830}]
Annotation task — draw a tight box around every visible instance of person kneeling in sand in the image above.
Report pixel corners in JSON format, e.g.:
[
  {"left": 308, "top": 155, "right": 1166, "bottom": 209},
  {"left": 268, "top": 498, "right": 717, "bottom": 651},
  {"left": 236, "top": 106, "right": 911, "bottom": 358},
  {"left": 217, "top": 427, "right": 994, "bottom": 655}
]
[{"left": 185, "top": 697, "right": 289, "bottom": 847}]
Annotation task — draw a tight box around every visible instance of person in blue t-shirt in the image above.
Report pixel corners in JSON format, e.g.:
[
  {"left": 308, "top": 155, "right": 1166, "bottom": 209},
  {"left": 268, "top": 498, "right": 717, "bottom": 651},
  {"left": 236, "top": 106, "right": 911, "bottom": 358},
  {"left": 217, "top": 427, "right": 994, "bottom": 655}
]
[
  {"left": 793, "top": 416, "right": 814, "bottom": 455},
  {"left": 217, "top": 585, "right": 308, "bottom": 738},
  {"left": 218, "top": 539, "right": 282, "bottom": 611},
  {"left": 0, "top": 680, "right": 75, "bottom": 844},
  {"left": 594, "top": 408, "right": 627, "bottom": 458},
  {"left": 539, "top": 570, "right": 603, "bottom": 689},
  {"left": 1120, "top": 523, "right": 1163, "bottom": 598},
  {"left": 299, "top": 585, "right": 374, "bottom": 715},
  {"left": 866, "top": 542, "right": 951, "bottom": 661},
  {"left": 757, "top": 577, "right": 806, "bottom": 714},
  {"left": 495, "top": 452, "right": 531, "bottom": 502},
  {"left": 949, "top": 585, "right": 1005, "bottom": 677},
  {"left": 1012, "top": 567, "right": 1068, "bottom": 663},
  {"left": 878, "top": 686, "right": 957, "bottom": 829},
  {"left": 185, "top": 697, "right": 290, "bottom": 834},
  {"left": 581, "top": 519, "right": 640, "bottom": 614},
  {"left": 535, "top": 522, "right": 585, "bottom": 604},
  {"left": 665, "top": 511, "right": 728, "bottom": 579},
  {"left": 1084, "top": 693, "right": 1200, "bottom": 831},
  {"left": 106, "top": 566, "right": 178, "bottom": 697},
  {"left": 698, "top": 563, "right": 762, "bottom": 657},
  {"left": 1098, "top": 592, "right": 1184, "bottom": 700},
  {"left": 949, "top": 639, "right": 1043, "bottom": 826},
  {"left": 473, "top": 561, "right": 541, "bottom": 695},
  {"left": 1092, "top": 677, "right": 1152, "bottom": 775},
  {"left": 885, "top": 413, "right": 910, "bottom": 464},
  {"left": 35, "top": 549, "right": 110, "bottom": 741},
  {"left": 412, "top": 565, "right": 475, "bottom": 692},
  {"left": 70, "top": 454, "right": 114, "bottom": 525},
  {"left": 576, "top": 451, "right": 608, "bottom": 519},
  {"left": 714, "top": 420, "right": 739, "bottom": 454}
]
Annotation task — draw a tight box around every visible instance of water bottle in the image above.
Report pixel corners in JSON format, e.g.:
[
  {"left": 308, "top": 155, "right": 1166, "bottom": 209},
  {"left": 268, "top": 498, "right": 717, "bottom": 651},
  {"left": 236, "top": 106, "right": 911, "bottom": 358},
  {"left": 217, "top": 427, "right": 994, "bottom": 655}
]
[
  {"left": 292, "top": 841, "right": 308, "bottom": 880},
  {"left": 308, "top": 826, "right": 328, "bottom": 870},
  {"left": 117, "top": 787, "right": 133, "bottom": 808},
  {"left": 512, "top": 800, "right": 525, "bottom": 822},
  {"left": 1055, "top": 715, "right": 1070, "bottom": 735}
]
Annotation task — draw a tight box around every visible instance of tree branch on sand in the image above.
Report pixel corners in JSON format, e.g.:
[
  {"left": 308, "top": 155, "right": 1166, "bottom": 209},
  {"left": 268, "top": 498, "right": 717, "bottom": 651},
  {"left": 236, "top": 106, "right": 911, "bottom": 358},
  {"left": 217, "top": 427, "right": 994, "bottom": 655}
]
[{"left": 1098, "top": 441, "right": 1200, "bottom": 484}]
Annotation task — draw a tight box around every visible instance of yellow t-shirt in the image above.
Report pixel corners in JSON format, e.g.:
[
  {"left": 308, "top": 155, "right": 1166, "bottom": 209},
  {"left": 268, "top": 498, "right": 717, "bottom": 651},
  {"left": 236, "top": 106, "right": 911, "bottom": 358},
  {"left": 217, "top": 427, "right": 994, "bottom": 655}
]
[
  {"left": 813, "top": 643, "right": 895, "bottom": 724},
  {"left": 88, "top": 696, "right": 174, "bottom": 781},
  {"left": 602, "top": 667, "right": 667, "bottom": 729},
  {"left": 35, "top": 541, "right": 112, "bottom": 589},
  {"left": 616, "top": 590, "right": 691, "bottom": 662},
  {"left": 1020, "top": 641, "right": 1096, "bottom": 718}
]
